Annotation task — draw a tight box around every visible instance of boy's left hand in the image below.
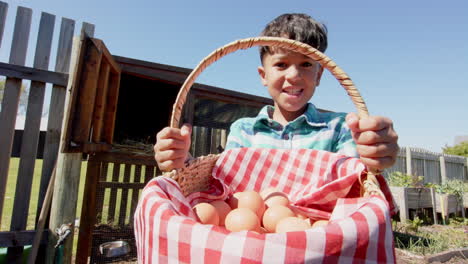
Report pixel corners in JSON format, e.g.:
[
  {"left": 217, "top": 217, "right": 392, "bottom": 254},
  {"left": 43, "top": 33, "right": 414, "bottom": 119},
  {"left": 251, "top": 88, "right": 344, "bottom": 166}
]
[{"left": 346, "top": 113, "right": 399, "bottom": 170}]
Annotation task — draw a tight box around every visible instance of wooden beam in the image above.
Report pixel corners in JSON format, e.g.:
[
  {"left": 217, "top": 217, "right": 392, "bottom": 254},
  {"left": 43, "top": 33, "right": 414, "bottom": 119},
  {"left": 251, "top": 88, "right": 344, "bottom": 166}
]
[
  {"left": 76, "top": 157, "right": 101, "bottom": 264},
  {"left": 70, "top": 38, "right": 102, "bottom": 145},
  {"left": 0, "top": 61, "right": 68, "bottom": 86},
  {"left": 36, "top": 17, "right": 75, "bottom": 222},
  {"left": 91, "top": 62, "right": 110, "bottom": 142},
  {"left": 46, "top": 22, "right": 95, "bottom": 264},
  {"left": 102, "top": 71, "right": 120, "bottom": 143},
  {"left": 90, "top": 38, "right": 121, "bottom": 74}
]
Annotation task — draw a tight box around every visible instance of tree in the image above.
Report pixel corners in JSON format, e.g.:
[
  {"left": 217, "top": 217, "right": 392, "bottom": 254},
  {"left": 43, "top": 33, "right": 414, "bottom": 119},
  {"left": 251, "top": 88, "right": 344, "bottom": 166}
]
[{"left": 442, "top": 141, "right": 468, "bottom": 157}]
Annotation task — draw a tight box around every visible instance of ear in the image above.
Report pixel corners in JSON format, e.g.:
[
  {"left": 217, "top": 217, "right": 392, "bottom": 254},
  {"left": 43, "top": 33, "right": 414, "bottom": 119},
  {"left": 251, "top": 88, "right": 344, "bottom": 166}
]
[
  {"left": 258, "top": 66, "right": 268, "bottom": 86},
  {"left": 315, "top": 65, "right": 324, "bottom": 86}
]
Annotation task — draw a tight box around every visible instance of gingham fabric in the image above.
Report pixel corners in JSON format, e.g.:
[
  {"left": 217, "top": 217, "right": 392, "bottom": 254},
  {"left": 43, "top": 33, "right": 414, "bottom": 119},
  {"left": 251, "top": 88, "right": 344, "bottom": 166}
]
[{"left": 134, "top": 148, "right": 397, "bottom": 264}]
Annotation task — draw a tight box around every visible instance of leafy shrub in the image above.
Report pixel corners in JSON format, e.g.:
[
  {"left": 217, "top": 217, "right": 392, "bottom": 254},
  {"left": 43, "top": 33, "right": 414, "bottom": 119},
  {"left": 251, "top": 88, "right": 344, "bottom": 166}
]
[{"left": 387, "top": 171, "right": 424, "bottom": 187}]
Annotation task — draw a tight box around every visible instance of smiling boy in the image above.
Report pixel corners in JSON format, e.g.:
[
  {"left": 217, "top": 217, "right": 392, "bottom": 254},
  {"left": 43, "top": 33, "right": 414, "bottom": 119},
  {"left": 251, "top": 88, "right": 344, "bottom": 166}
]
[{"left": 155, "top": 13, "right": 399, "bottom": 172}]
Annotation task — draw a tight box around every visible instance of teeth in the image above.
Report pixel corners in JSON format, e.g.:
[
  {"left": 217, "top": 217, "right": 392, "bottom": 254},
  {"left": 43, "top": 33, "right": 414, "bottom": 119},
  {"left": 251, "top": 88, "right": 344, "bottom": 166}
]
[{"left": 284, "top": 89, "right": 302, "bottom": 95}]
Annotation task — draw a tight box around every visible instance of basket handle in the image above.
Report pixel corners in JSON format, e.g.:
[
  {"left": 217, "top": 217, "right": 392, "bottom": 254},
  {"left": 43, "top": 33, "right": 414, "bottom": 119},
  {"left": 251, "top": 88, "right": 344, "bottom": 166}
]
[{"left": 170, "top": 36, "right": 382, "bottom": 195}]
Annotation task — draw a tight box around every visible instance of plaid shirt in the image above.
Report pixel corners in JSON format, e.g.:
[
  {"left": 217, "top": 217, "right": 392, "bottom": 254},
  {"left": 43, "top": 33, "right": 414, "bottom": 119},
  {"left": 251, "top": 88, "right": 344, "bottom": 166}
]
[{"left": 225, "top": 103, "right": 358, "bottom": 157}]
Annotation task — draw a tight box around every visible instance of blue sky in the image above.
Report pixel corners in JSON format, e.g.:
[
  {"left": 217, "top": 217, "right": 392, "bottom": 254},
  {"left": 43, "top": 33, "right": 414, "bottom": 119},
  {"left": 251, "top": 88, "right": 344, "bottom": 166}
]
[{"left": 1, "top": 0, "right": 467, "bottom": 152}]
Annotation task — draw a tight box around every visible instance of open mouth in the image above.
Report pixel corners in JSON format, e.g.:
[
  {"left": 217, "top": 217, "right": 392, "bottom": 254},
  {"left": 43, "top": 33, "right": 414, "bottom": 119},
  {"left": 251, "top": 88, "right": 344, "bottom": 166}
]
[{"left": 283, "top": 88, "right": 303, "bottom": 96}]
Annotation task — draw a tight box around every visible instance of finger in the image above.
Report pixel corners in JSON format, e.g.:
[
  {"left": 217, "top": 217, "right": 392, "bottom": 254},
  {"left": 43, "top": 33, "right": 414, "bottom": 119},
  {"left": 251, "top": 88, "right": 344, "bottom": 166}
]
[
  {"left": 158, "top": 158, "right": 186, "bottom": 171},
  {"left": 355, "top": 116, "right": 393, "bottom": 132},
  {"left": 356, "top": 142, "right": 399, "bottom": 158},
  {"left": 359, "top": 156, "right": 396, "bottom": 171},
  {"left": 345, "top": 112, "right": 360, "bottom": 132},
  {"left": 353, "top": 128, "right": 399, "bottom": 145},
  {"left": 156, "top": 149, "right": 188, "bottom": 162},
  {"left": 181, "top": 123, "right": 192, "bottom": 137},
  {"left": 156, "top": 138, "right": 190, "bottom": 151},
  {"left": 156, "top": 127, "right": 186, "bottom": 141}
]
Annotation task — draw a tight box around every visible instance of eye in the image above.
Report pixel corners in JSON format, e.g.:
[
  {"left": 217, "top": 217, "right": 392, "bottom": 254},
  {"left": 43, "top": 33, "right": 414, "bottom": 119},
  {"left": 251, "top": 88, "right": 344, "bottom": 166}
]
[
  {"left": 301, "top": 61, "right": 314, "bottom": 67},
  {"left": 274, "top": 62, "right": 287, "bottom": 69}
]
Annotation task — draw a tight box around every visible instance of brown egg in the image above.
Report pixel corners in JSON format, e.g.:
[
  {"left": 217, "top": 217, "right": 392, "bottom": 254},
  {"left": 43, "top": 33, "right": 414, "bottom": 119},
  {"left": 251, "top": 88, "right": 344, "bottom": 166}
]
[
  {"left": 264, "top": 192, "right": 290, "bottom": 208},
  {"left": 262, "top": 205, "right": 295, "bottom": 233},
  {"left": 227, "top": 192, "right": 244, "bottom": 209},
  {"left": 193, "top": 202, "right": 219, "bottom": 225},
  {"left": 225, "top": 208, "right": 261, "bottom": 232},
  {"left": 209, "top": 200, "right": 231, "bottom": 226},
  {"left": 276, "top": 217, "right": 311, "bottom": 233},
  {"left": 311, "top": 220, "right": 329, "bottom": 228},
  {"left": 237, "top": 190, "right": 265, "bottom": 218}
]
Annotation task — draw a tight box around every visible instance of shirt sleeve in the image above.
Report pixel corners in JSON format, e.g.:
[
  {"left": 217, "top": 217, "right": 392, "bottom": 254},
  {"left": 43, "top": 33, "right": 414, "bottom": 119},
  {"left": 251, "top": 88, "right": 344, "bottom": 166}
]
[
  {"left": 333, "top": 117, "right": 358, "bottom": 157},
  {"left": 224, "top": 119, "right": 252, "bottom": 150}
]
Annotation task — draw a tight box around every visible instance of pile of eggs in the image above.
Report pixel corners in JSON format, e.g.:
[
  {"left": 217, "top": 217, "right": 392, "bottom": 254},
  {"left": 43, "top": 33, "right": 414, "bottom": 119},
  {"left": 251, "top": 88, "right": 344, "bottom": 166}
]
[{"left": 192, "top": 188, "right": 329, "bottom": 233}]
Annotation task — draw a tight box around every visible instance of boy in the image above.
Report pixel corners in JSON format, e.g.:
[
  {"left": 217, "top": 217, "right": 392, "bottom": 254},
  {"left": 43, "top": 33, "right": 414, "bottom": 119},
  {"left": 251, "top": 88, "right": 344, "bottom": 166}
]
[{"left": 154, "top": 13, "right": 399, "bottom": 172}]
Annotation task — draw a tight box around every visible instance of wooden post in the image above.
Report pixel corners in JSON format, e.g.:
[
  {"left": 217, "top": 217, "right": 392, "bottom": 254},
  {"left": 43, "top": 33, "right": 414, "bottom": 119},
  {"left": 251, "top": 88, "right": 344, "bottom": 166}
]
[
  {"left": 46, "top": 23, "right": 94, "bottom": 264},
  {"left": 430, "top": 188, "right": 438, "bottom": 225},
  {"left": 465, "top": 157, "right": 468, "bottom": 182},
  {"left": 440, "top": 155, "right": 447, "bottom": 184},
  {"left": 405, "top": 147, "right": 412, "bottom": 176}
]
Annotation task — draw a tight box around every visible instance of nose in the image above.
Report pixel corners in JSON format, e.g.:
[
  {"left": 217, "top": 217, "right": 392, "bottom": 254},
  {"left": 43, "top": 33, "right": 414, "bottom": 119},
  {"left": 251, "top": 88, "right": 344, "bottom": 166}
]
[{"left": 285, "top": 65, "right": 301, "bottom": 81}]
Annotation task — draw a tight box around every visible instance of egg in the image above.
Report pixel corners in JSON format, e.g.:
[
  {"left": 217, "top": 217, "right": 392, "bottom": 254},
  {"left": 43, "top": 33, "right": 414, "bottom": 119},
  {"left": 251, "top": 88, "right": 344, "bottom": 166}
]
[
  {"left": 264, "top": 192, "right": 290, "bottom": 208},
  {"left": 311, "top": 220, "right": 329, "bottom": 228},
  {"left": 237, "top": 190, "right": 265, "bottom": 217},
  {"left": 209, "top": 200, "right": 231, "bottom": 226},
  {"left": 227, "top": 192, "right": 244, "bottom": 209},
  {"left": 262, "top": 205, "right": 295, "bottom": 233},
  {"left": 225, "top": 208, "right": 261, "bottom": 232},
  {"left": 276, "top": 217, "right": 311, "bottom": 233},
  {"left": 193, "top": 202, "right": 219, "bottom": 225}
]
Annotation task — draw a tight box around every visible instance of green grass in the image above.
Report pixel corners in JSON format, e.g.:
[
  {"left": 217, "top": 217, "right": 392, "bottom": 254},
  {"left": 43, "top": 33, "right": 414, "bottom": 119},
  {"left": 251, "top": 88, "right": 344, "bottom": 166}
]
[{"left": 1, "top": 158, "right": 87, "bottom": 231}]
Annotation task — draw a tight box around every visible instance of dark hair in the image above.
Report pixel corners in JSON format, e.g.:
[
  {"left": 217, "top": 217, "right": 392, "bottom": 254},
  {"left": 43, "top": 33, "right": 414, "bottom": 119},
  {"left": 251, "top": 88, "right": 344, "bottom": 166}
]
[{"left": 259, "top": 13, "right": 328, "bottom": 62}]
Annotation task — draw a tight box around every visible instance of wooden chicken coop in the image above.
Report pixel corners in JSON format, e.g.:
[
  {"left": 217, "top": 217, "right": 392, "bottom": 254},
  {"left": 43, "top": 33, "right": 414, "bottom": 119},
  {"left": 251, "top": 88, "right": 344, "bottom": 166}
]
[{"left": 67, "top": 36, "right": 273, "bottom": 263}]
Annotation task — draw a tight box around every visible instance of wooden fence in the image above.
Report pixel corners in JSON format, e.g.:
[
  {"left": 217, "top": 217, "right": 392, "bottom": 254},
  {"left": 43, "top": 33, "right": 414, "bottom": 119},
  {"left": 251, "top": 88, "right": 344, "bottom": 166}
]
[
  {"left": 385, "top": 147, "right": 468, "bottom": 184},
  {"left": 0, "top": 1, "right": 93, "bottom": 262}
]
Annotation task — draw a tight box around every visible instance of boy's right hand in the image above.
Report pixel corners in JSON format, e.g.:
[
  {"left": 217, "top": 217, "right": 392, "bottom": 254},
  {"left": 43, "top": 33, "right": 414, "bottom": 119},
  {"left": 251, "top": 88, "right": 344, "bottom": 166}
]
[{"left": 154, "top": 124, "right": 192, "bottom": 172}]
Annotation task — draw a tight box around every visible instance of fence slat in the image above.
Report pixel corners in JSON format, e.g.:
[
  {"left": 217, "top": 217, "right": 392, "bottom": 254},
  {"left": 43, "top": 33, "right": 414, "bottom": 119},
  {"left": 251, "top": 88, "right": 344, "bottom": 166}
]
[
  {"left": 0, "top": 6, "right": 32, "bottom": 227},
  {"left": 0, "top": 1, "right": 8, "bottom": 48},
  {"left": 108, "top": 163, "right": 121, "bottom": 223},
  {"left": 95, "top": 162, "right": 108, "bottom": 223},
  {"left": 10, "top": 12, "right": 55, "bottom": 233},
  {"left": 129, "top": 165, "right": 142, "bottom": 224},
  {"left": 37, "top": 17, "right": 75, "bottom": 219},
  {"left": 118, "top": 164, "right": 131, "bottom": 226}
]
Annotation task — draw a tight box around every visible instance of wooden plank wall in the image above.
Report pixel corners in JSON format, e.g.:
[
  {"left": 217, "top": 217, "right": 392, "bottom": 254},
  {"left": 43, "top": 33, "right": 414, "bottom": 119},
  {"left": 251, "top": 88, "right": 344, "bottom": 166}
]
[{"left": 0, "top": 2, "right": 93, "bottom": 262}]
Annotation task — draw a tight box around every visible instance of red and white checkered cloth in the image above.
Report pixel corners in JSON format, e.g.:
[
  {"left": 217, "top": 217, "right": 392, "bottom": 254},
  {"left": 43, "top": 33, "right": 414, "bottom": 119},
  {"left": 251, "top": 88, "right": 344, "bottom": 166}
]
[{"left": 134, "top": 148, "right": 397, "bottom": 263}]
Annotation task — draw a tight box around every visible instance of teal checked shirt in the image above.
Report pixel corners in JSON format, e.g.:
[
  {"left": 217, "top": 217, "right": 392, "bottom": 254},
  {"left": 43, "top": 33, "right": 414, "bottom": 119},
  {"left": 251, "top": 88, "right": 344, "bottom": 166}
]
[{"left": 224, "top": 103, "right": 358, "bottom": 157}]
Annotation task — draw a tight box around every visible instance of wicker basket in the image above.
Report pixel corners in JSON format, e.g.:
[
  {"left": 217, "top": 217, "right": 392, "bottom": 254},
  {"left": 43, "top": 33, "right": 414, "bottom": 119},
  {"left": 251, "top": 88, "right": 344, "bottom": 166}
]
[{"left": 163, "top": 36, "right": 383, "bottom": 198}]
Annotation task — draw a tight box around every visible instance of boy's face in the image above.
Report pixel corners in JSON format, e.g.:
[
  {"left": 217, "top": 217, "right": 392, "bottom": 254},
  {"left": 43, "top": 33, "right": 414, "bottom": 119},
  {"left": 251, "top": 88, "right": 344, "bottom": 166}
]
[{"left": 258, "top": 49, "right": 324, "bottom": 121}]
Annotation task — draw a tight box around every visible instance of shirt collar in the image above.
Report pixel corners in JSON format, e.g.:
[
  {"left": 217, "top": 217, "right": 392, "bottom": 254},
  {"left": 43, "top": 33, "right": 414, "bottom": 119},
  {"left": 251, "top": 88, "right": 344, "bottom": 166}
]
[{"left": 253, "top": 103, "right": 327, "bottom": 130}]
